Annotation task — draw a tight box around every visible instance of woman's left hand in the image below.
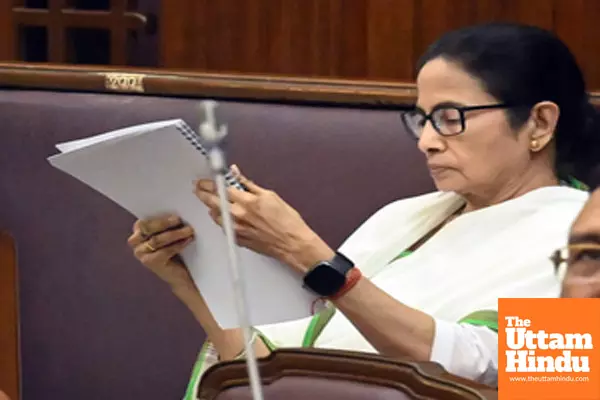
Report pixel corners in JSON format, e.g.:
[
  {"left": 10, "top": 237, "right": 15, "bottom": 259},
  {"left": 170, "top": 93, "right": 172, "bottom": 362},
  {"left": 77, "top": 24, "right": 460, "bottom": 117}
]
[{"left": 194, "top": 166, "right": 334, "bottom": 274}]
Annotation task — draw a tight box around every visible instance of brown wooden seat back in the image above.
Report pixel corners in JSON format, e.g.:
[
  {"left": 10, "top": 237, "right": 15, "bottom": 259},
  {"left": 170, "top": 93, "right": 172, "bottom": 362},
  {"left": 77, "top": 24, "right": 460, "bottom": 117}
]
[{"left": 199, "top": 349, "right": 498, "bottom": 400}]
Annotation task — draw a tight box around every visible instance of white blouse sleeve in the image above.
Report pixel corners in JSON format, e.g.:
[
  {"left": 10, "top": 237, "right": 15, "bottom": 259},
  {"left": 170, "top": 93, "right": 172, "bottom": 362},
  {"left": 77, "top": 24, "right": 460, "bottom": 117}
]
[{"left": 430, "top": 318, "right": 499, "bottom": 387}]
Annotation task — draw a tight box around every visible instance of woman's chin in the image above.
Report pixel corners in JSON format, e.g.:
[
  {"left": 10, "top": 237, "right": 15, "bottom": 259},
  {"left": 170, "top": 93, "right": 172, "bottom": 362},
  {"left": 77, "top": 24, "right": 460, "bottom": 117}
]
[{"left": 432, "top": 176, "right": 463, "bottom": 193}]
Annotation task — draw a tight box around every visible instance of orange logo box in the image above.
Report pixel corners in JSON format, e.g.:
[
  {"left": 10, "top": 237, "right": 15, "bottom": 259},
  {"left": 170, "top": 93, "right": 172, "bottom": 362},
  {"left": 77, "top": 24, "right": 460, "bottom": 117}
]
[{"left": 498, "top": 298, "right": 600, "bottom": 400}]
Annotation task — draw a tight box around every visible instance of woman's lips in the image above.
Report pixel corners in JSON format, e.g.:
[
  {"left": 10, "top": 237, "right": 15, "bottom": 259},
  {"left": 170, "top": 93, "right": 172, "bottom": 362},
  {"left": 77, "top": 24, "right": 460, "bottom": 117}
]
[{"left": 427, "top": 164, "right": 452, "bottom": 177}]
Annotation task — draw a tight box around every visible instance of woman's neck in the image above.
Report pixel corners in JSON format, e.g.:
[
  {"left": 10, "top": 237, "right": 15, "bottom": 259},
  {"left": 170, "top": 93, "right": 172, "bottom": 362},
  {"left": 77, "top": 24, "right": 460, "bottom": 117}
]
[{"left": 462, "top": 168, "right": 559, "bottom": 214}]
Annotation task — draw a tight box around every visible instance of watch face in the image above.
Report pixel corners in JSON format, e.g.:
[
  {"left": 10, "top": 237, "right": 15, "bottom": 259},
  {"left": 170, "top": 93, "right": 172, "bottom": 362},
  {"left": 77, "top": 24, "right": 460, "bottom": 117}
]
[{"left": 304, "top": 263, "right": 346, "bottom": 296}]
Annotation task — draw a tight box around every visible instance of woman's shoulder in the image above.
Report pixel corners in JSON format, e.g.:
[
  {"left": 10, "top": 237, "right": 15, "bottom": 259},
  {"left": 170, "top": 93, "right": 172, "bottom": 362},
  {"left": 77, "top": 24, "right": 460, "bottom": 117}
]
[
  {"left": 373, "top": 190, "right": 458, "bottom": 216},
  {"left": 517, "top": 186, "right": 590, "bottom": 231},
  {"left": 339, "top": 191, "right": 459, "bottom": 251},
  {"left": 514, "top": 186, "right": 589, "bottom": 213},
  {"left": 372, "top": 186, "right": 588, "bottom": 217},
  {"left": 363, "top": 186, "right": 589, "bottom": 238}
]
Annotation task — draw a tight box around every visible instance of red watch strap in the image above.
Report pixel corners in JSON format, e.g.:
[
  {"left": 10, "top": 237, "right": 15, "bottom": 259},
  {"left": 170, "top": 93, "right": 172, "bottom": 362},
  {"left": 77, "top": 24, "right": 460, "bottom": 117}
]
[{"left": 329, "top": 267, "right": 362, "bottom": 300}]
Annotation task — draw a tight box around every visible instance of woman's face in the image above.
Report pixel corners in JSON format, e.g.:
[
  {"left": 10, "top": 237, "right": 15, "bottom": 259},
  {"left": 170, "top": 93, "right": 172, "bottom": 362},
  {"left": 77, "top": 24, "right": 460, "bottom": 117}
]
[{"left": 415, "top": 58, "right": 534, "bottom": 197}]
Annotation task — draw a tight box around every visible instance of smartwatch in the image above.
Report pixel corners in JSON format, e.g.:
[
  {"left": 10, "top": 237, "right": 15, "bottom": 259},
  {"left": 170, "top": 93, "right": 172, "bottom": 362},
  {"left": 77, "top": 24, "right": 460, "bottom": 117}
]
[{"left": 303, "top": 252, "right": 355, "bottom": 297}]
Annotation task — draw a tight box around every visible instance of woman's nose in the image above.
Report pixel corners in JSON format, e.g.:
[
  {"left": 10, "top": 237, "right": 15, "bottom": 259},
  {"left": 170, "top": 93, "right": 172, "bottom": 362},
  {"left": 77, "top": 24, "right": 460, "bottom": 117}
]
[{"left": 417, "top": 121, "right": 445, "bottom": 154}]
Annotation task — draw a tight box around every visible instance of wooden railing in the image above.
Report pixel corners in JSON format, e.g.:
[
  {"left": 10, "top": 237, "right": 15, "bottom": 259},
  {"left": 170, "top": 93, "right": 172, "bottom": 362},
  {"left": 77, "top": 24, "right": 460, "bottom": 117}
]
[
  {"left": 2, "top": 0, "right": 155, "bottom": 66},
  {"left": 0, "top": 62, "right": 418, "bottom": 106},
  {"left": 0, "top": 63, "right": 599, "bottom": 107}
]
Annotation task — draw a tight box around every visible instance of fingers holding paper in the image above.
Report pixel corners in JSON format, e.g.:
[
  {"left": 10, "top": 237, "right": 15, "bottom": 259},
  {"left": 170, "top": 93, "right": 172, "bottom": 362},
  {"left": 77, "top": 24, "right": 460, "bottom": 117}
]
[
  {"left": 194, "top": 166, "right": 335, "bottom": 274},
  {"left": 128, "top": 215, "right": 196, "bottom": 290}
]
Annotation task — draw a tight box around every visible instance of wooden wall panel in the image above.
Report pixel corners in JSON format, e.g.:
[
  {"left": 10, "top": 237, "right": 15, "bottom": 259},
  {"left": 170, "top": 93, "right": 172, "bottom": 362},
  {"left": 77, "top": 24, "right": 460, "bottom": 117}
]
[
  {"left": 161, "top": 0, "right": 377, "bottom": 77},
  {"left": 0, "top": 1, "right": 15, "bottom": 61},
  {"left": 0, "top": 232, "right": 19, "bottom": 400},
  {"left": 413, "top": 0, "right": 475, "bottom": 67},
  {"left": 160, "top": 0, "right": 600, "bottom": 90},
  {"left": 503, "top": 0, "right": 554, "bottom": 28},
  {"left": 366, "top": 0, "right": 415, "bottom": 80},
  {"left": 554, "top": 0, "right": 600, "bottom": 89}
]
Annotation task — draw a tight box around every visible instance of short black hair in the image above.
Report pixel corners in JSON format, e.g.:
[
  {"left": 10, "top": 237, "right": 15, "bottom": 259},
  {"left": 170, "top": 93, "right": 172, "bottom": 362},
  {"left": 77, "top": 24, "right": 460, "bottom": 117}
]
[{"left": 417, "top": 22, "right": 600, "bottom": 185}]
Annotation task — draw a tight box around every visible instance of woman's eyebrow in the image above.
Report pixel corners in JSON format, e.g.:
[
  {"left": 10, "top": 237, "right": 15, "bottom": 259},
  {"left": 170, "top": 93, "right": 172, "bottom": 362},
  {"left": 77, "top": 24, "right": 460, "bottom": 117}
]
[
  {"left": 415, "top": 101, "right": 466, "bottom": 112},
  {"left": 433, "top": 101, "right": 466, "bottom": 109},
  {"left": 569, "top": 232, "right": 600, "bottom": 245}
]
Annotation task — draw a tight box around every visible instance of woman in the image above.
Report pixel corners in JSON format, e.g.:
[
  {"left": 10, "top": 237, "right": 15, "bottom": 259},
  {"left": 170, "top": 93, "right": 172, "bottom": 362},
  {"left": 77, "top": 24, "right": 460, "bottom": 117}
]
[{"left": 127, "top": 23, "right": 600, "bottom": 397}]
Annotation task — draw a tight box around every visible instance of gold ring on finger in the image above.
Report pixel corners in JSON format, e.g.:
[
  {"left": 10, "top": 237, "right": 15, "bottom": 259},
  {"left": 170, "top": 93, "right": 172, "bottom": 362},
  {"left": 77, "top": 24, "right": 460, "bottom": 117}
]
[{"left": 144, "top": 242, "right": 157, "bottom": 253}]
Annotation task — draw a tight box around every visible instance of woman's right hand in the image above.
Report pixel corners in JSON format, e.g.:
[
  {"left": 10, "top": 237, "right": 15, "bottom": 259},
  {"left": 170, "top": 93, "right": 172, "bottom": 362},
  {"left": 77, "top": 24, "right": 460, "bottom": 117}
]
[
  {"left": 127, "top": 215, "right": 196, "bottom": 291},
  {"left": 128, "top": 214, "right": 271, "bottom": 360}
]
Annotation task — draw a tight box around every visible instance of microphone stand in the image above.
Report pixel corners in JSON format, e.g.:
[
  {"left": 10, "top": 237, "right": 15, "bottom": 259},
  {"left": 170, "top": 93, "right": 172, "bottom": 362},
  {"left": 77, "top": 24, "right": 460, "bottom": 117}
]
[{"left": 198, "top": 101, "right": 265, "bottom": 400}]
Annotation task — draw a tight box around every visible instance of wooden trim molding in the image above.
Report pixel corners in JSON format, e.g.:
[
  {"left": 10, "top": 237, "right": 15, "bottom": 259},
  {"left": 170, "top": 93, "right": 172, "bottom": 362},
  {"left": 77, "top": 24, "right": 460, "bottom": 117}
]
[
  {"left": 0, "top": 62, "right": 417, "bottom": 106},
  {"left": 0, "top": 63, "right": 598, "bottom": 107},
  {"left": 0, "top": 232, "right": 19, "bottom": 400},
  {"left": 12, "top": 8, "right": 147, "bottom": 31}
]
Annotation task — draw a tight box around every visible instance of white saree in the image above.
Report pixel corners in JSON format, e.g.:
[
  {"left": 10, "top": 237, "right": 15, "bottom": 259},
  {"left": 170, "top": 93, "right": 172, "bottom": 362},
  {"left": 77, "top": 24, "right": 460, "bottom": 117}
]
[{"left": 185, "top": 186, "right": 588, "bottom": 398}]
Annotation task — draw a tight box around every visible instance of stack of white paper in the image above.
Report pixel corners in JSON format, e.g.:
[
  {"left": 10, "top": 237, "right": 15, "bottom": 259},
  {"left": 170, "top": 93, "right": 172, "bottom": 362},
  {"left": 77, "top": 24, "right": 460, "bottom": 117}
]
[{"left": 48, "top": 118, "right": 315, "bottom": 328}]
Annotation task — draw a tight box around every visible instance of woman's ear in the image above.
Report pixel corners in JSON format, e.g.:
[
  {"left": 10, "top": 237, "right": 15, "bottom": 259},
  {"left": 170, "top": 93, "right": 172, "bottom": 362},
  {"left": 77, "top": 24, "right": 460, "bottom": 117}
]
[{"left": 528, "top": 101, "right": 560, "bottom": 152}]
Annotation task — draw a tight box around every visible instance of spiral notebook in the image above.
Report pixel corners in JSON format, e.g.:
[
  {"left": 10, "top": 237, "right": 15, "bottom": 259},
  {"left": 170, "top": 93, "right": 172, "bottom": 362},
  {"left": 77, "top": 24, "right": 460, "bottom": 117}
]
[{"left": 47, "top": 118, "right": 316, "bottom": 329}]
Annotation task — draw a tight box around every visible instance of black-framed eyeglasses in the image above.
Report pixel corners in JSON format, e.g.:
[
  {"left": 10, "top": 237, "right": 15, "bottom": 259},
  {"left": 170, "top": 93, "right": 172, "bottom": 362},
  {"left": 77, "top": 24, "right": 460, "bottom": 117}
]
[
  {"left": 401, "top": 103, "right": 514, "bottom": 139},
  {"left": 550, "top": 243, "right": 600, "bottom": 282}
]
